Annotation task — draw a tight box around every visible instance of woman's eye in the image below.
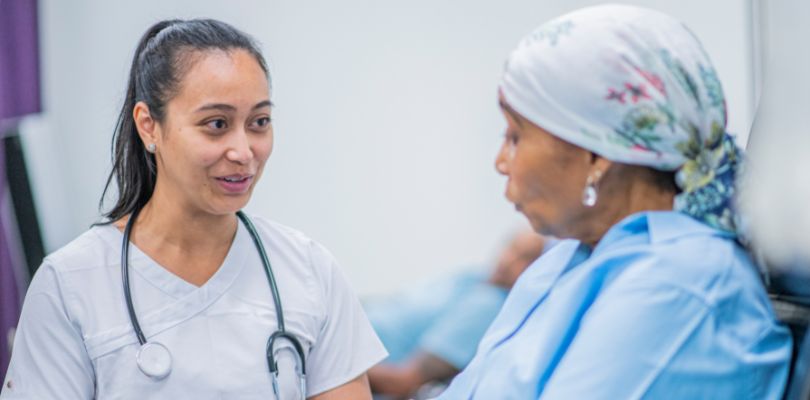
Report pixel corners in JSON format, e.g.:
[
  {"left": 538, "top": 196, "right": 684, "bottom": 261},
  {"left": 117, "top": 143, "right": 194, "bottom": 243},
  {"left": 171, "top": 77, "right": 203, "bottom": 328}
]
[
  {"left": 257, "top": 117, "right": 271, "bottom": 127},
  {"left": 206, "top": 119, "right": 227, "bottom": 130},
  {"left": 251, "top": 116, "right": 272, "bottom": 130}
]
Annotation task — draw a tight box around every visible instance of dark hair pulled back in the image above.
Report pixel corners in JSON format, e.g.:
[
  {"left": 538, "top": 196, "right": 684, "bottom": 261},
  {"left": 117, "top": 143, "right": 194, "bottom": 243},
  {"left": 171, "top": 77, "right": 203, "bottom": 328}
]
[{"left": 99, "top": 19, "right": 269, "bottom": 223}]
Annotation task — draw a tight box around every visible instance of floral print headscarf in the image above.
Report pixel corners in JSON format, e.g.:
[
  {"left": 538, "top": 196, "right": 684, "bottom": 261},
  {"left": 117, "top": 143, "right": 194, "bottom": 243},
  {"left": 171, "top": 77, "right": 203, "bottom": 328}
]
[{"left": 500, "top": 4, "right": 741, "bottom": 234}]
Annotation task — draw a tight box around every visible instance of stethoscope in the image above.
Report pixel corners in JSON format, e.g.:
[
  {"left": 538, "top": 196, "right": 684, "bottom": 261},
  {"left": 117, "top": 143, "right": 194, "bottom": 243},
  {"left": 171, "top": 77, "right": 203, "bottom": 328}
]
[{"left": 121, "top": 207, "right": 307, "bottom": 397}]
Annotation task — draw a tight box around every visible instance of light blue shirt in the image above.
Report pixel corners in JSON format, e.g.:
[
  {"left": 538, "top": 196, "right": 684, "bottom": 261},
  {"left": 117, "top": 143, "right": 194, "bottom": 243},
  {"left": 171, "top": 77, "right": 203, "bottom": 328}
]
[
  {"left": 365, "top": 271, "right": 507, "bottom": 369},
  {"left": 437, "top": 211, "right": 792, "bottom": 399}
]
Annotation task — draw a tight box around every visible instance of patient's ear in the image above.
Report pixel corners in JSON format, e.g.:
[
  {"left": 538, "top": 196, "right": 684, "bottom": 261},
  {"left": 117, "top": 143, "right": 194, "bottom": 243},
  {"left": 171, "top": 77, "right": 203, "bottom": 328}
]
[{"left": 588, "top": 153, "right": 613, "bottom": 184}]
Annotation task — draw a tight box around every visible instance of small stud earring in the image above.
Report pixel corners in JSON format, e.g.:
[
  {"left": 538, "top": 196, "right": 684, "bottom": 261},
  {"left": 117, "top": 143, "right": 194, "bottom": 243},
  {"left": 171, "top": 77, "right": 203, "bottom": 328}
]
[
  {"left": 147, "top": 143, "right": 156, "bottom": 153},
  {"left": 582, "top": 171, "right": 602, "bottom": 207}
]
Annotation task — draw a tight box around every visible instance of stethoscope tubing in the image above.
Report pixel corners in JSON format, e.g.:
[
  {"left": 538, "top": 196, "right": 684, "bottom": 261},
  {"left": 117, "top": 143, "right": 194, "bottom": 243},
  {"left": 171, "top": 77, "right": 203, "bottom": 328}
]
[
  {"left": 236, "top": 211, "right": 286, "bottom": 332},
  {"left": 237, "top": 211, "right": 307, "bottom": 376},
  {"left": 122, "top": 206, "right": 148, "bottom": 346},
  {"left": 121, "top": 208, "right": 306, "bottom": 380}
]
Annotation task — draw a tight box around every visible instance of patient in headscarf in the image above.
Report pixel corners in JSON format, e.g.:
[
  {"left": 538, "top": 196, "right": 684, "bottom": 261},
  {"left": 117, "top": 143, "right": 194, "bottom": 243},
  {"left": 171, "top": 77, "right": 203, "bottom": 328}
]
[
  {"left": 364, "top": 229, "right": 547, "bottom": 400},
  {"left": 433, "top": 5, "right": 792, "bottom": 399}
]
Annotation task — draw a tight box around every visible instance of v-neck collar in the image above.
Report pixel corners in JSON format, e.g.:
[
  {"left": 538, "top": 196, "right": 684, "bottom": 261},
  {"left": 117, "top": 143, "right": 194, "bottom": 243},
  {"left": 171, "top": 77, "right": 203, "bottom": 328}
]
[
  {"left": 84, "top": 219, "right": 254, "bottom": 354},
  {"left": 99, "top": 219, "right": 250, "bottom": 301}
]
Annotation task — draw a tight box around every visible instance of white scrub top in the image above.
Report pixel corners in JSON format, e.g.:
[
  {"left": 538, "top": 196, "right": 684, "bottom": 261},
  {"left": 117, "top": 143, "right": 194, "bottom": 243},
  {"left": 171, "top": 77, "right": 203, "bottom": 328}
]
[{"left": 1, "top": 215, "right": 387, "bottom": 399}]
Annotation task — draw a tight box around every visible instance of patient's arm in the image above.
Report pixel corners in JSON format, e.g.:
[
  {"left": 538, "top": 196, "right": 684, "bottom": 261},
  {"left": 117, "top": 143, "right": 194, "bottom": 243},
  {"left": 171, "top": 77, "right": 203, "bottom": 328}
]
[{"left": 368, "top": 352, "right": 459, "bottom": 399}]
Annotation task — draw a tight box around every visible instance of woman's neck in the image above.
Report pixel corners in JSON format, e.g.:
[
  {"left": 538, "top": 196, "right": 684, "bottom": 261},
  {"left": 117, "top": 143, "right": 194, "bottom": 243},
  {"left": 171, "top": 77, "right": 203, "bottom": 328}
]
[
  {"left": 114, "top": 186, "right": 239, "bottom": 286},
  {"left": 134, "top": 197, "right": 238, "bottom": 251},
  {"left": 577, "top": 169, "right": 676, "bottom": 248}
]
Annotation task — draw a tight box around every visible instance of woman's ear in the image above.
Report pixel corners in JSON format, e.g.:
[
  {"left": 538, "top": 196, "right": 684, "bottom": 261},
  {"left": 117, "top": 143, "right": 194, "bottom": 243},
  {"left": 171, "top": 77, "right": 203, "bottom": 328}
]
[
  {"left": 133, "top": 101, "right": 159, "bottom": 149},
  {"left": 589, "top": 153, "right": 613, "bottom": 184}
]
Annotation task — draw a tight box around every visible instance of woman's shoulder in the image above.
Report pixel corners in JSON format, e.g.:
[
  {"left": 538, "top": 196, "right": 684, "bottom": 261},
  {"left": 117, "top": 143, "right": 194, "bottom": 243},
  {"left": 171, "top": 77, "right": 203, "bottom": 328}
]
[
  {"left": 247, "top": 215, "right": 311, "bottom": 242},
  {"left": 648, "top": 213, "right": 750, "bottom": 276},
  {"left": 43, "top": 224, "right": 120, "bottom": 274},
  {"left": 244, "top": 214, "right": 353, "bottom": 304},
  {"left": 247, "top": 215, "right": 325, "bottom": 250},
  {"left": 245, "top": 214, "right": 338, "bottom": 268},
  {"left": 597, "top": 213, "right": 763, "bottom": 305},
  {"left": 25, "top": 225, "right": 122, "bottom": 317},
  {"left": 601, "top": 211, "right": 746, "bottom": 270}
]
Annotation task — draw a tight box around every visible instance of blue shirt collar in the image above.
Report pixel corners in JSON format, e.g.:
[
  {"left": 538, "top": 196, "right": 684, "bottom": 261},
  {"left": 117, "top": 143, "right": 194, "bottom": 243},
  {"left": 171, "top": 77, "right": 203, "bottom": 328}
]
[
  {"left": 647, "top": 211, "right": 733, "bottom": 243},
  {"left": 591, "top": 211, "right": 732, "bottom": 256}
]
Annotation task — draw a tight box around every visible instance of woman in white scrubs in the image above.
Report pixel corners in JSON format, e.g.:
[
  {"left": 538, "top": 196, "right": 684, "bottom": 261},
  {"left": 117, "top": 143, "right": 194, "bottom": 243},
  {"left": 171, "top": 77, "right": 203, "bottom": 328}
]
[{"left": 1, "top": 19, "right": 386, "bottom": 399}]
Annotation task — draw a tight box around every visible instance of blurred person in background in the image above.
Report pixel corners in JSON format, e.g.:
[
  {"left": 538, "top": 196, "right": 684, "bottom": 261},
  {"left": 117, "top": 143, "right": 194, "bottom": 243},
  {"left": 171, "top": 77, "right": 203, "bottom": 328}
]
[
  {"left": 436, "top": 5, "right": 791, "bottom": 399},
  {"left": 366, "top": 229, "right": 547, "bottom": 399}
]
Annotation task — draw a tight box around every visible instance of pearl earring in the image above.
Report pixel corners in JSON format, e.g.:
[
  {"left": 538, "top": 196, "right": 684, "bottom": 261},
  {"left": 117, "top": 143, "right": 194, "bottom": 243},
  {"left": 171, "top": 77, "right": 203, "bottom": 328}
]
[
  {"left": 147, "top": 143, "right": 156, "bottom": 153},
  {"left": 582, "top": 171, "right": 602, "bottom": 207}
]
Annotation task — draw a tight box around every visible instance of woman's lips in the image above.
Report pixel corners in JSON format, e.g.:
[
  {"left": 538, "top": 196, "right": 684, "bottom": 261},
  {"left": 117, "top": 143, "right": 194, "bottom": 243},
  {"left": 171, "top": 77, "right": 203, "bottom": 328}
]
[{"left": 215, "top": 175, "right": 253, "bottom": 194}]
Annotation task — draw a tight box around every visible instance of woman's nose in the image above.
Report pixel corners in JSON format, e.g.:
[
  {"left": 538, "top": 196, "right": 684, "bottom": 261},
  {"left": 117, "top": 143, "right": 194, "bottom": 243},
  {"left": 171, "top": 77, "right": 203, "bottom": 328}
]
[
  {"left": 495, "top": 140, "right": 510, "bottom": 175},
  {"left": 226, "top": 130, "right": 253, "bottom": 164}
]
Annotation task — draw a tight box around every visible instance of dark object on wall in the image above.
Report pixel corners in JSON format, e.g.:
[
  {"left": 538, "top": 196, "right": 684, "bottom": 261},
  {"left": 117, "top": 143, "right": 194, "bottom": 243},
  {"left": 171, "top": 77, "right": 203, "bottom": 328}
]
[{"left": 3, "top": 132, "right": 44, "bottom": 277}]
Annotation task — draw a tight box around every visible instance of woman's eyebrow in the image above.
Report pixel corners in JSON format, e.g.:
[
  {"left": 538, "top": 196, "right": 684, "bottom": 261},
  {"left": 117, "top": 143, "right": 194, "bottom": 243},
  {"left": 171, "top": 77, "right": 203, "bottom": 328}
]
[
  {"left": 194, "top": 100, "right": 272, "bottom": 113},
  {"left": 195, "top": 103, "right": 236, "bottom": 113},
  {"left": 253, "top": 100, "right": 272, "bottom": 110}
]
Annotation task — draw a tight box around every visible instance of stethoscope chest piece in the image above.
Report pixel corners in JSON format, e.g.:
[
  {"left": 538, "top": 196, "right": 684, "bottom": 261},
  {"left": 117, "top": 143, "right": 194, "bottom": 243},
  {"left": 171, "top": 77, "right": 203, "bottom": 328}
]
[{"left": 136, "top": 341, "right": 172, "bottom": 380}]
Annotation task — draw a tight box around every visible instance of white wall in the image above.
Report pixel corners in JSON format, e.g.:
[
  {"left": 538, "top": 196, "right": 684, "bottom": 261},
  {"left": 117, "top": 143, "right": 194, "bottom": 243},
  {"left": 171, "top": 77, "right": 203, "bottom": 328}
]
[{"left": 21, "top": 0, "right": 755, "bottom": 296}]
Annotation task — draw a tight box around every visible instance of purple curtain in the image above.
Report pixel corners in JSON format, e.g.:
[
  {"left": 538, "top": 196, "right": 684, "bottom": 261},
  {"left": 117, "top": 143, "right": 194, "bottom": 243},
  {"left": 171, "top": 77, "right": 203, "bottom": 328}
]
[
  {"left": 0, "top": 0, "right": 41, "bottom": 122},
  {"left": 0, "top": 142, "right": 24, "bottom": 377},
  {"left": 1, "top": 0, "right": 41, "bottom": 375}
]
